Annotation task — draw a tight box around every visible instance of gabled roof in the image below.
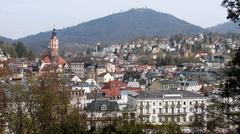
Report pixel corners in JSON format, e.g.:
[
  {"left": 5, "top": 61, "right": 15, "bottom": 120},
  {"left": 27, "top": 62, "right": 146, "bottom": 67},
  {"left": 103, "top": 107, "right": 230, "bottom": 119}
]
[{"left": 98, "top": 72, "right": 113, "bottom": 77}]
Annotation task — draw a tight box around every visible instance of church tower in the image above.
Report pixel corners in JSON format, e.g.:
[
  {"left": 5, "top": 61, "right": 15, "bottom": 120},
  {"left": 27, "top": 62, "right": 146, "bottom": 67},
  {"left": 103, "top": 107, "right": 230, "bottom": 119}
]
[{"left": 49, "top": 28, "right": 59, "bottom": 57}]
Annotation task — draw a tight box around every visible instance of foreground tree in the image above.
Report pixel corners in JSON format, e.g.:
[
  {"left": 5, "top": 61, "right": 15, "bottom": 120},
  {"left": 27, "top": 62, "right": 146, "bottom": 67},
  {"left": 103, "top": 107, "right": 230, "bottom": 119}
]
[
  {"left": 222, "top": 0, "right": 240, "bottom": 24},
  {"left": 209, "top": 1, "right": 240, "bottom": 133},
  {"left": 208, "top": 47, "right": 240, "bottom": 133}
]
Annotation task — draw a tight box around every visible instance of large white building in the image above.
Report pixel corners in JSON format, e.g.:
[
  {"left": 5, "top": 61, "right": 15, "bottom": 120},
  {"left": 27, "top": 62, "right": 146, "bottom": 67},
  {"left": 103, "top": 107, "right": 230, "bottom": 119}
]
[{"left": 128, "top": 88, "right": 207, "bottom": 125}]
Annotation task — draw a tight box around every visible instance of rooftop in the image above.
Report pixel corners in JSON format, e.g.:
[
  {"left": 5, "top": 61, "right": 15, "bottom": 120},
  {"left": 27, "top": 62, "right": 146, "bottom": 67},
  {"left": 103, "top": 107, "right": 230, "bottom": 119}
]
[{"left": 135, "top": 88, "right": 205, "bottom": 99}]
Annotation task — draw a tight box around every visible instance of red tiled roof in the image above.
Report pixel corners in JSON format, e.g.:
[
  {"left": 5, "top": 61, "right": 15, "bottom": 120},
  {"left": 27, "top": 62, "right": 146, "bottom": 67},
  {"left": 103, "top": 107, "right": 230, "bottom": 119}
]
[
  {"left": 43, "top": 56, "right": 51, "bottom": 64},
  {"left": 125, "top": 87, "right": 143, "bottom": 92},
  {"left": 102, "top": 88, "right": 120, "bottom": 97},
  {"left": 41, "top": 51, "right": 66, "bottom": 65}
]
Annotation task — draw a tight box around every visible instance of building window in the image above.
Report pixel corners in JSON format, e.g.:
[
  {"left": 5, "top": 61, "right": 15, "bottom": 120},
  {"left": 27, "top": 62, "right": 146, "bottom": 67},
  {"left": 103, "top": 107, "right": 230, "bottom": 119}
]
[
  {"left": 183, "top": 108, "right": 186, "bottom": 113},
  {"left": 165, "top": 108, "right": 168, "bottom": 113},
  {"left": 153, "top": 109, "right": 155, "bottom": 114},
  {"left": 178, "top": 109, "right": 180, "bottom": 113},
  {"left": 153, "top": 102, "right": 155, "bottom": 106},
  {"left": 159, "top": 102, "right": 161, "bottom": 106},
  {"left": 177, "top": 117, "right": 180, "bottom": 122},
  {"left": 190, "top": 101, "right": 192, "bottom": 105},
  {"left": 159, "top": 108, "right": 162, "bottom": 113},
  {"left": 183, "top": 116, "right": 186, "bottom": 122},
  {"left": 172, "top": 108, "right": 174, "bottom": 114},
  {"left": 183, "top": 102, "right": 186, "bottom": 105},
  {"left": 101, "top": 104, "right": 107, "bottom": 111}
]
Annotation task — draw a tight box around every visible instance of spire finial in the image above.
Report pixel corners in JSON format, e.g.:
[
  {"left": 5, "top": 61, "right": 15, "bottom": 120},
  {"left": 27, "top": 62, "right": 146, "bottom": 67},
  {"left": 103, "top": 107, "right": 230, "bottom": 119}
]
[{"left": 51, "top": 26, "right": 57, "bottom": 39}]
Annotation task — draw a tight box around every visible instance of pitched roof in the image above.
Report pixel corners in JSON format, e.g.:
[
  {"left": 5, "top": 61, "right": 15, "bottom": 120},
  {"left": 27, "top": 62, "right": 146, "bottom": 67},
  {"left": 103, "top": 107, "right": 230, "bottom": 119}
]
[
  {"left": 41, "top": 51, "right": 66, "bottom": 65},
  {"left": 86, "top": 92, "right": 106, "bottom": 99},
  {"left": 85, "top": 98, "right": 120, "bottom": 112},
  {"left": 98, "top": 72, "right": 112, "bottom": 77},
  {"left": 102, "top": 88, "right": 120, "bottom": 97}
]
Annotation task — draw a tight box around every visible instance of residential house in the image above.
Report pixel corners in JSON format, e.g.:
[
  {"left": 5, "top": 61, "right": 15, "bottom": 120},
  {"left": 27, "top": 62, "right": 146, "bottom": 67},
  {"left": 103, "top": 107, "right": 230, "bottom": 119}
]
[
  {"left": 179, "top": 81, "right": 202, "bottom": 92},
  {"left": 101, "top": 80, "right": 127, "bottom": 99},
  {"left": 70, "top": 75, "right": 82, "bottom": 83},
  {"left": 85, "top": 98, "right": 122, "bottom": 128},
  {"left": 117, "top": 90, "right": 139, "bottom": 110},
  {"left": 95, "top": 63, "right": 107, "bottom": 76},
  {"left": 85, "top": 65, "right": 95, "bottom": 79},
  {"left": 0, "top": 49, "right": 7, "bottom": 61},
  {"left": 72, "top": 82, "right": 92, "bottom": 93},
  {"left": 105, "top": 63, "right": 116, "bottom": 73},
  {"left": 97, "top": 72, "right": 114, "bottom": 83},
  {"left": 69, "top": 61, "right": 85, "bottom": 78}
]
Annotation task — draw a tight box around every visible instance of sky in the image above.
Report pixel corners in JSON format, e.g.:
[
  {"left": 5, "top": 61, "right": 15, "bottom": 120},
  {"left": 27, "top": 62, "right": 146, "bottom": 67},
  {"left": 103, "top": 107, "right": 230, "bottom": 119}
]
[{"left": 0, "top": 0, "right": 228, "bottom": 39}]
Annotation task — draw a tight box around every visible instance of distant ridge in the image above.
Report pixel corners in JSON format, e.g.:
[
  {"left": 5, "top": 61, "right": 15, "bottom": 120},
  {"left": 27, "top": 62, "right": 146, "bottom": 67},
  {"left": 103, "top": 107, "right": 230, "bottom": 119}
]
[
  {"left": 207, "top": 22, "right": 240, "bottom": 33},
  {"left": 0, "top": 35, "right": 13, "bottom": 43},
  {"left": 19, "top": 8, "right": 204, "bottom": 53}
]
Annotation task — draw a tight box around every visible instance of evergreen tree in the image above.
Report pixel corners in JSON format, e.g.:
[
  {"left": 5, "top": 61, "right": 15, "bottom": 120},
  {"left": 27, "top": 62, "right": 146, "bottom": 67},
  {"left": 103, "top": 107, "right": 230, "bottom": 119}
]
[
  {"left": 15, "top": 41, "right": 28, "bottom": 58},
  {"left": 209, "top": 47, "right": 240, "bottom": 133}
]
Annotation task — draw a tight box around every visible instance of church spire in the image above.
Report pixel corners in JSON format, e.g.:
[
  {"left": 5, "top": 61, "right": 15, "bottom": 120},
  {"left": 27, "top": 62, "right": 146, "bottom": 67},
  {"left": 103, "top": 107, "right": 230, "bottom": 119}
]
[
  {"left": 49, "top": 28, "right": 59, "bottom": 57},
  {"left": 51, "top": 28, "right": 57, "bottom": 39}
]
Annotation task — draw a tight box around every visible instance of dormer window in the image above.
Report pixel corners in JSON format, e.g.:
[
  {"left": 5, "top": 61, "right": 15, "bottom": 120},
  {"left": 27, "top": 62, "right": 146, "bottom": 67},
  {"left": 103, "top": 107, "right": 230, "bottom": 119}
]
[{"left": 101, "top": 104, "right": 107, "bottom": 111}]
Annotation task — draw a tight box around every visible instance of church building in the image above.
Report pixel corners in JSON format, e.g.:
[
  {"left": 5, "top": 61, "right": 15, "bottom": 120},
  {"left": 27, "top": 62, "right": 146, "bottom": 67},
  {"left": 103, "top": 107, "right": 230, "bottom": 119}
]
[{"left": 39, "top": 28, "right": 66, "bottom": 73}]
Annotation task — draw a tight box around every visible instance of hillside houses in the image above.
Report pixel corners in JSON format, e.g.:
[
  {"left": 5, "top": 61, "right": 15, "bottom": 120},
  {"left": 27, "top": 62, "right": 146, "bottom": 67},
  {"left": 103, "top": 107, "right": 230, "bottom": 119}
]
[{"left": 1, "top": 31, "right": 238, "bottom": 131}]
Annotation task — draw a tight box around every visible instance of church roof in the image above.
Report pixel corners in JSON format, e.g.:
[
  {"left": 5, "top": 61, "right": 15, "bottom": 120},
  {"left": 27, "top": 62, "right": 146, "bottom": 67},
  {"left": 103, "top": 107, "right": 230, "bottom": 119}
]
[{"left": 41, "top": 51, "right": 66, "bottom": 65}]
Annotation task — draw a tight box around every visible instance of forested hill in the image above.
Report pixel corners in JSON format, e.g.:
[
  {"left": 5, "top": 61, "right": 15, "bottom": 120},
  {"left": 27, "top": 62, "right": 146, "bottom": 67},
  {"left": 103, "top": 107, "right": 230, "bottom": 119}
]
[
  {"left": 19, "top": 8, "right": 204, "bottom": 53},
  {"left": 0, "top": 36, "right": 13, "bottom": 43},
  {"left": 207, "top": 22, "right": 240, "bottom": 33}
]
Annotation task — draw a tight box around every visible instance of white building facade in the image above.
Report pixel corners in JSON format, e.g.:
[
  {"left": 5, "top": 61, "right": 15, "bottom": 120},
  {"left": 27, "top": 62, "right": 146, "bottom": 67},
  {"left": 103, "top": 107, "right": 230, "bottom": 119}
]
[{"left": 129, "top": 89, "right": 207, "bottom": 125}]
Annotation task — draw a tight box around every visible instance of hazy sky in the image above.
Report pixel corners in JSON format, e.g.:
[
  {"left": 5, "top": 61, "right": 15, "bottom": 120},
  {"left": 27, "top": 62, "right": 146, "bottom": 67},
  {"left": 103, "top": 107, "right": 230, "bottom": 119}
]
[{"left": 0, "top": 0, "right": 228, "bottom": 39}]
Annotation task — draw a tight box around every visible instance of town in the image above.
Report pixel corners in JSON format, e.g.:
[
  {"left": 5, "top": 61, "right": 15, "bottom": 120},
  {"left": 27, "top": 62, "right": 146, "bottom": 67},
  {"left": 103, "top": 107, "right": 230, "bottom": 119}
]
[{"left": 0, "top": 27, "right": 239, "bottom": 133}]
